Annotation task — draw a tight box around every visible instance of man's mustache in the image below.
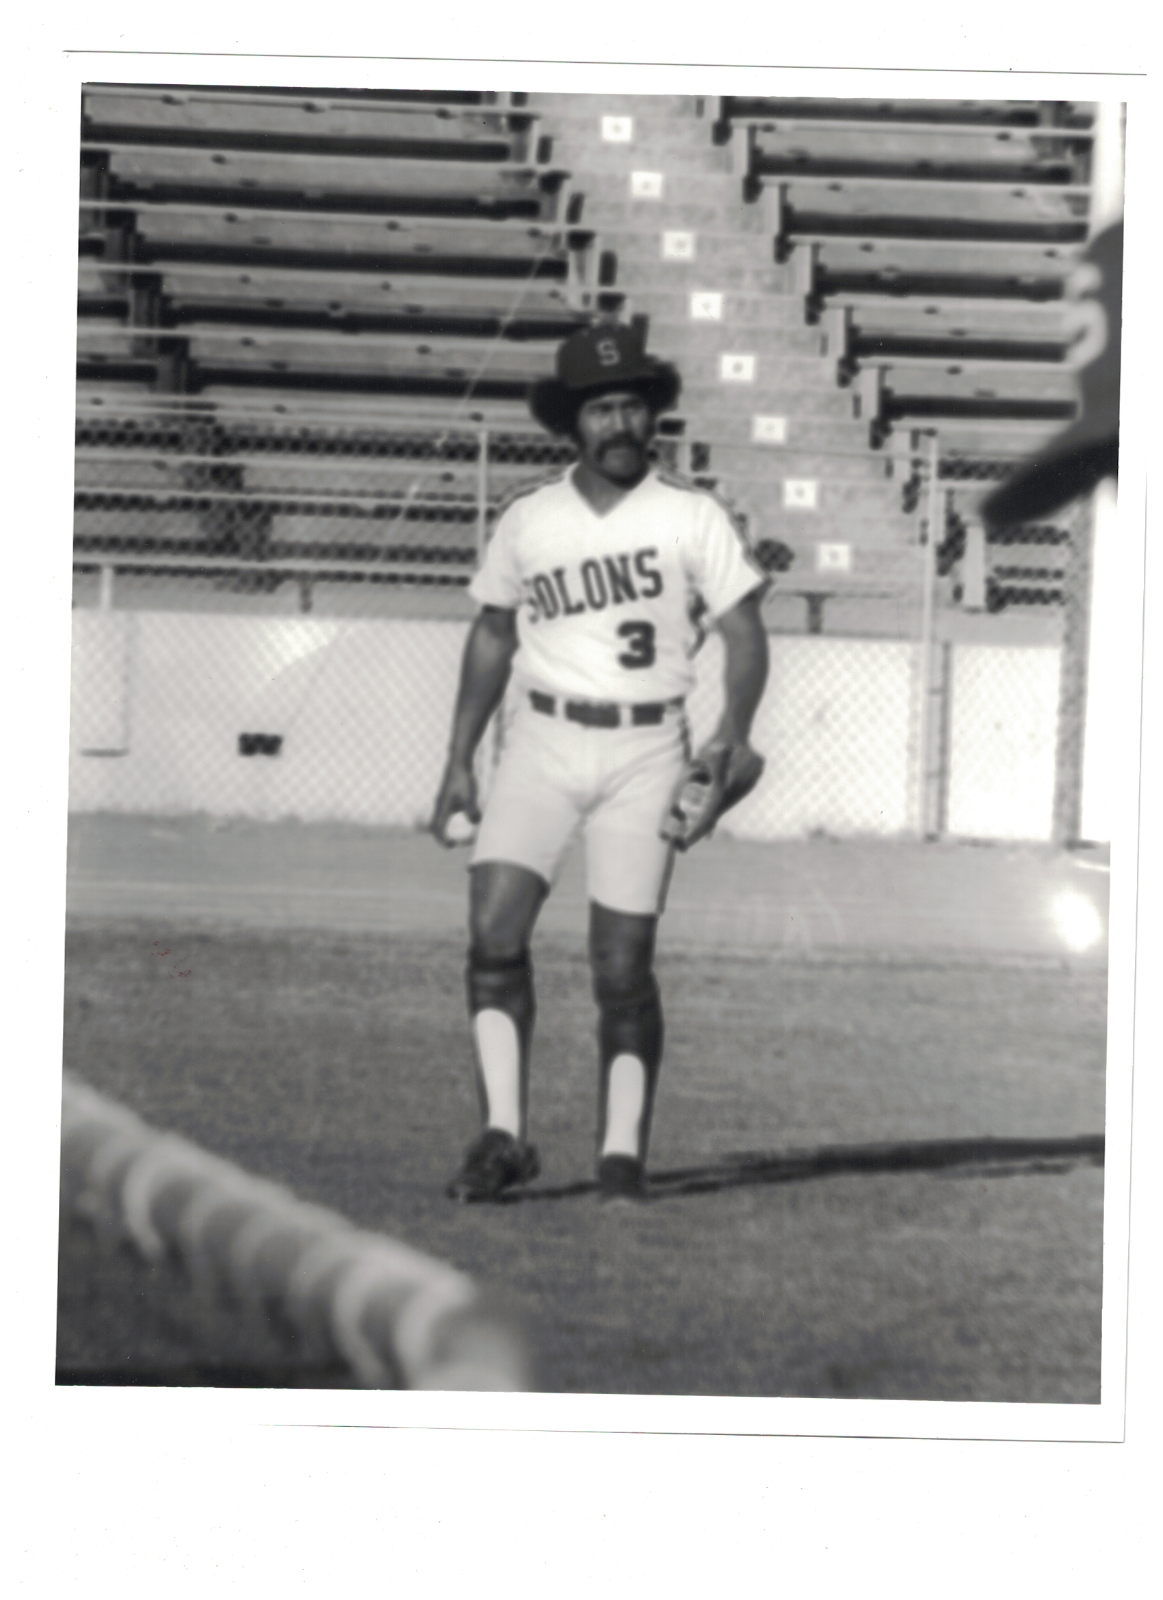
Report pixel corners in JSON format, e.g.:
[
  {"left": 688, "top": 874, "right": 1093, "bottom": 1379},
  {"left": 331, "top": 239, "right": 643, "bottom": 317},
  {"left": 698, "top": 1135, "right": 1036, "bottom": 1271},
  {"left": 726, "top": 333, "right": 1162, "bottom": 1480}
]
[{"left": 598, "top": 435, "right": 643, "bottom": 454}]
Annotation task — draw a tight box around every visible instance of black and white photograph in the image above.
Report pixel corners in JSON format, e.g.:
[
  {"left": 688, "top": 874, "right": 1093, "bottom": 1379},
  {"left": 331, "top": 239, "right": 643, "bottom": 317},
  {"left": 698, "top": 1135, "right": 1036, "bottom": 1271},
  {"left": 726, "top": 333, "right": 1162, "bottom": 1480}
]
[
  {"left": 8, "top": 18, "right": 1156, "bottom": 1590},
  {"left": 55, "top": 72, "right": 1132, "bottom": 1404}
]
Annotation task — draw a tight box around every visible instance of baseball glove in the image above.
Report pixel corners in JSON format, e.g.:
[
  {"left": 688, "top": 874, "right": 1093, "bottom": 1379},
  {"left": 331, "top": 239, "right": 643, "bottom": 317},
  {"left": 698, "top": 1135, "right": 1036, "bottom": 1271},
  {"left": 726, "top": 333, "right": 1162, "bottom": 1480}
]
[{"left": 660, "top": 741, "right": 766, "bottom": 852}]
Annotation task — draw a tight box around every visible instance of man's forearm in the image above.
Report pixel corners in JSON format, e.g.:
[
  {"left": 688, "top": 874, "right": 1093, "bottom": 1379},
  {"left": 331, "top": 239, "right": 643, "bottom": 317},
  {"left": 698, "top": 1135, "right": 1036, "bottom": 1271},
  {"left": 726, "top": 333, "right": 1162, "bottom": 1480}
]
[
  {"left": 446, "top": 612, "right": 517, "bottom": 764},
  {"left": 715, "top": 598, "right": 770, "bottom": 744}
]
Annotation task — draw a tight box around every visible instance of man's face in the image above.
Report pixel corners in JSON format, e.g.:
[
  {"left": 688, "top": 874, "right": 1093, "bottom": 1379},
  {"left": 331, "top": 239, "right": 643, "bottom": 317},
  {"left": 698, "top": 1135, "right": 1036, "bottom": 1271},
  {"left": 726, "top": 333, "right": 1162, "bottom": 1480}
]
[{"left": 574, "top": 389, "right": 655, "bottom": 484}]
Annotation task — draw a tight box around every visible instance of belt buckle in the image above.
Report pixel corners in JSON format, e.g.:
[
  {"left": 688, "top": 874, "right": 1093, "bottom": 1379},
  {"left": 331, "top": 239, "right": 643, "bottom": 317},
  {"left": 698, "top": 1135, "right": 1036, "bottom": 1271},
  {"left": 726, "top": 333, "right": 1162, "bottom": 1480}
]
[{"left": 564, "top": 699, "right": 619, "bottom": 729}]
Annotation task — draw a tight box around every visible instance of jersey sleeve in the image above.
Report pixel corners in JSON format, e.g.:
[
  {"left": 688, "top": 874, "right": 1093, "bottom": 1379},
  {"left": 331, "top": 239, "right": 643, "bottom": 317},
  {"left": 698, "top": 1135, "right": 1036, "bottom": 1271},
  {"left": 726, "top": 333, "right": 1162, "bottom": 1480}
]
[
  {"left": 688, "top": 493, "right": 769, "bottom": 620},
  {"left": 468, "top": 504, "right": 523, "bottom": 610}
]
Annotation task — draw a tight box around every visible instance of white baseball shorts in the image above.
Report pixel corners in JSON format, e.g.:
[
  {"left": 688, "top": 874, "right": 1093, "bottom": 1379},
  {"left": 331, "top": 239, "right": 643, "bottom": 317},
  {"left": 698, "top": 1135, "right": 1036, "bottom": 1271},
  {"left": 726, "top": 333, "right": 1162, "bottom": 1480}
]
[{"left": 472, "top": 695, "right": 689, "bottom": 916}]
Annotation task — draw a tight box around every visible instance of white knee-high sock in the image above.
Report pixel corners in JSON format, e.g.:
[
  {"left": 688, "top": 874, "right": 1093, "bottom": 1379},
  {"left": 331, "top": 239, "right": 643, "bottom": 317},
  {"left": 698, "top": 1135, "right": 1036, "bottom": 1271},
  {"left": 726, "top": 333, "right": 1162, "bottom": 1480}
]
[
  {"left": 601, "top": 1053, "right": 647, "bottom": 1158},
  {"left": 472, "top": 1009, "right": 522, "bottom": 1137}
]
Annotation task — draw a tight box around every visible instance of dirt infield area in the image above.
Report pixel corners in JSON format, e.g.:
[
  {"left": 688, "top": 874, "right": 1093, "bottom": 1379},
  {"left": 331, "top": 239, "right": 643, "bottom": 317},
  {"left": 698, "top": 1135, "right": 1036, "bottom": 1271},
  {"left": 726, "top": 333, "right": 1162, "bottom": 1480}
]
[{"left": 59, "top": 819, "right": 1107, "bottom": 1399}]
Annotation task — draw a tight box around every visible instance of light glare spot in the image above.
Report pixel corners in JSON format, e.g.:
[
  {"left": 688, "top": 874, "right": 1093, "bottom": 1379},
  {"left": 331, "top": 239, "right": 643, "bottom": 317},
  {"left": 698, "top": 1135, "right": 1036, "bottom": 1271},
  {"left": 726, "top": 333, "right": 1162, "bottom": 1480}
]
[{"left": 1050, "top": 890, "right": 1104, "bottom": 952}]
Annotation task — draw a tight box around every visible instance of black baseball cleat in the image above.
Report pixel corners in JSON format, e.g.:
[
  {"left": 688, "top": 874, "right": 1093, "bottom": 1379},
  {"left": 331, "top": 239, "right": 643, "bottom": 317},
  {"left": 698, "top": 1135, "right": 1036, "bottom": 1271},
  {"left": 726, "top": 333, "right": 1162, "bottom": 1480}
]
[
  {"left": 445, "top": 1128, "right": 541, "bottom": 1203},
  {"left": 597, "top": 1154, "right": 648, "bottom": 1204}
]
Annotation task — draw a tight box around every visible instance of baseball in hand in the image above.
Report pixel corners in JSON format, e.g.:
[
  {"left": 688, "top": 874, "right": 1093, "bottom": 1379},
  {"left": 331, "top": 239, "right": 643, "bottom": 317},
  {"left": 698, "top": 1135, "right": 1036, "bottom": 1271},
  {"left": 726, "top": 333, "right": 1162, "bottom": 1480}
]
[{"left": 444, "top": 811, "right": 478, "bottom": 847}]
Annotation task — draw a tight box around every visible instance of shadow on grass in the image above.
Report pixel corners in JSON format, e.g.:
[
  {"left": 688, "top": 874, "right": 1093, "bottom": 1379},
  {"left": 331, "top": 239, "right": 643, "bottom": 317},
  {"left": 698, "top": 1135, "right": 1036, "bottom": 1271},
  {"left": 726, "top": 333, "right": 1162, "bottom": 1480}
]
[{"left": 506, "top": 1133, "right": 1105, "bottom": 1204}]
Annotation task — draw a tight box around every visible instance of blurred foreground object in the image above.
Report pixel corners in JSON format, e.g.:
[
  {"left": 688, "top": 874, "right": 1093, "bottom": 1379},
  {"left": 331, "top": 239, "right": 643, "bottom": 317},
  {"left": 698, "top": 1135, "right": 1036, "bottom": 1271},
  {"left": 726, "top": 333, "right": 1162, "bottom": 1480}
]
[
  {"left": 60, "top": 1075, "right": 532, "bottom": 1390},
  {"left": 982, "top": 221, "right": 1122, "bottom": 532}
]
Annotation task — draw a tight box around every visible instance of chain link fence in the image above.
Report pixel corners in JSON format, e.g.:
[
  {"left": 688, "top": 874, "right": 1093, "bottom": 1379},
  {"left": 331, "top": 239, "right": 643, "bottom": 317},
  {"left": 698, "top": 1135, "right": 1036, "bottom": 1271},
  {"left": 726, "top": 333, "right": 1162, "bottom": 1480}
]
[
  {"left": 73, "top": 393, "right": 578, "bottom": 613},
  {"left": 70, "top": 394, "right": 1092, "bottom": 844},
  {"left": 934, "top": 452, "right": 1090, "bottom": 842}
]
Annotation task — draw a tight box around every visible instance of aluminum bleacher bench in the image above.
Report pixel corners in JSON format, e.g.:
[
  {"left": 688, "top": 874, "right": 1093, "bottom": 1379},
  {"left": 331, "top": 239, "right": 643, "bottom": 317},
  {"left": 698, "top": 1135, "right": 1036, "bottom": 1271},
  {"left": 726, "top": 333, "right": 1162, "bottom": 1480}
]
[
  {"left": 82, "top": 86, "right": 543, "bottom": 160},
  {"left": 722, "top": 115, "right": 1094, "bottom": 148},
  {"left": 138, "top": 325, "right": 560, "bottom": 377},
  {"left": 755, "top": 173, "right": 1089, "bottom": 218},
  {"left": 86, "top": 199, "right": 592, "bottom": 278},
  {"left": 777, "top": 215, "right": 1087, "bottom": 270},
  {"left": 843, "top": 325, "right": 1072, "bottom": 369},
  {"left": 796, "top": 243, "right": 1079, "bottom": 323},
  {"left": 82, "top": 262, "right": 615, "bottom": 324},
  {"left": 759, "top": 183, "right": 1089, "bottom": 264},
  {"left": 712, "top": 96, "right": 1095, "bottom": 135},
  {"left": 75, "top": 389, "right": 544, "bottom": 433},
  {"left": 744, "top": 150, "right": 1087, "bottom": 195},
  {"left": 83, "top": 143, "right": 571, "bottom": 221},
  {"left": 75, "top": 324, "right": 560, "bottom": 401},
  {"left": 826, "top": 294, "right": 1070, "bottom": 336}
]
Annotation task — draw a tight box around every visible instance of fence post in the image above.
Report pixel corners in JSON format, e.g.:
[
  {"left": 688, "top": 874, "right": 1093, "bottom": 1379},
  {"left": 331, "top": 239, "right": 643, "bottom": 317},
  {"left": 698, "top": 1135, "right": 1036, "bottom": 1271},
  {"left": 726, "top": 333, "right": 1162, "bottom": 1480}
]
[
  {"left": 98, "top": 563, "right": 115, "bottom": 611},
  {"left": 1052, "top": 496, "right": 1094, "bottom": 846},
  {"left": 475, "top": 427, "right": 489, "bottom": 562},
  {"left": 916, "top": 430, "right": 945, "bottom": 838}
]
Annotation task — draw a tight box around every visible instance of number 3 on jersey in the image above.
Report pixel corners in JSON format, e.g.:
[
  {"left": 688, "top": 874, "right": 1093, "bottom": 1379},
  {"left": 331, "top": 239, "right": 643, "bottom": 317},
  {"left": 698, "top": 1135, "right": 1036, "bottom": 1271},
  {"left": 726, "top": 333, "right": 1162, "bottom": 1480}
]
[{"left": 617, "top": 620, "right": 656, "bottom": 669}]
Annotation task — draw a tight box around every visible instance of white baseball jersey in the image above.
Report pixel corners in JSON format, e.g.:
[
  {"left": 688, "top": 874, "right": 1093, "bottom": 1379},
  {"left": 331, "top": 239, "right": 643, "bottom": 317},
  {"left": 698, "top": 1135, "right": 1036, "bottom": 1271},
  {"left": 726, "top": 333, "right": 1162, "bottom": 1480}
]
[{"left": 469, "top": 466, "right": 766, "bottom": 702}]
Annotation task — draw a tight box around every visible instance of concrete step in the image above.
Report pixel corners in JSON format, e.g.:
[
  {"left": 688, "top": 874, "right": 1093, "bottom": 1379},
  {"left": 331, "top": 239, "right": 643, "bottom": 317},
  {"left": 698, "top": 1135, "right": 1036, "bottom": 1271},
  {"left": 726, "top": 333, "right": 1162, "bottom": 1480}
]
[
  {"left": 544, "top": 134, "right": 731, "bottom": 176},
  {"left": 674, "top": 382, "right": 858, "bottom": 422},
  {"left": 580, "top": 192, "right": 754, "bottom": 232},
  {"left": 647, "top": 341, "right": 834, "bottom": 392},
  {"left": 618, "top": 285, "right": 808, "bottom": 327},
  {"left": 609, "top": 252, "right": 790, "bottom": 296},
  {"left": 743, "top": 501, "right": 920, "bottom": 547},
  {"left": 770, "top": 542, "right": 926, "bottom": 580},
  {"left": 690, "top": 443, "right": 900, "bottom": 483},
  {"left": 535, "top": 105, "right": 718, "bottom": 147},
  {"left": 647, "top": 318, "right": 826, "bottom": 360},
  {"left": 526, "top": 93, "right": 709, "bottom": 119},
  {"left": 666, "top": 410, "right": 878, "bottom": 450},
  {"left": 600, "top": 219, "right": 771, "bottom": 257},
  {"left": 718, "top": 475, "right": 914, "bottom": 521}
]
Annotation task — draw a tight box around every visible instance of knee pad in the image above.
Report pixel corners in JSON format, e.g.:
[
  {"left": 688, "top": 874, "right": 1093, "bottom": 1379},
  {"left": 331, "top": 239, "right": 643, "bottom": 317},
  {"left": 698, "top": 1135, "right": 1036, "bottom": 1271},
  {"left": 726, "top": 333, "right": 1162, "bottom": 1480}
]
[
  {"left": 466, "top": 946, "right": 534, "bottom": 1020},
  {"left": 592, "top": 967, "right": 659, "bottom": 1022}
]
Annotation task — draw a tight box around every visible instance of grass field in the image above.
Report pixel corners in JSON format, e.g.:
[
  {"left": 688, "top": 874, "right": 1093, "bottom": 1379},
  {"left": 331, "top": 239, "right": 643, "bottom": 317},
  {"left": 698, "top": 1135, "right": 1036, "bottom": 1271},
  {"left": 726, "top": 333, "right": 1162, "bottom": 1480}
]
[{"left": 58, "top": 821, "right": 1108, "bottom": 1400}]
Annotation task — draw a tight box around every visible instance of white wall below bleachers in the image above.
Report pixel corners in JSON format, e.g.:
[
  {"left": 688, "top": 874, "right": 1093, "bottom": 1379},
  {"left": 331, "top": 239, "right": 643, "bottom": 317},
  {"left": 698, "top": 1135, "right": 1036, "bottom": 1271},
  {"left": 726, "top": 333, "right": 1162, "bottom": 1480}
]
[{"left": 68, "top": 611, "right": 1061, "bottom": 843}]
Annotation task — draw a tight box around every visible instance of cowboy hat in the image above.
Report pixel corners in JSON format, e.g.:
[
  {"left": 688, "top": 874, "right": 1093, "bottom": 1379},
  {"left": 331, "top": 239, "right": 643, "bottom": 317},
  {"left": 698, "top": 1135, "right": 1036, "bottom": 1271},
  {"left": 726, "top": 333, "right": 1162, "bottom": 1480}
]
[{"left": 528, "top": 323, "right": 681, "bottom": 437}]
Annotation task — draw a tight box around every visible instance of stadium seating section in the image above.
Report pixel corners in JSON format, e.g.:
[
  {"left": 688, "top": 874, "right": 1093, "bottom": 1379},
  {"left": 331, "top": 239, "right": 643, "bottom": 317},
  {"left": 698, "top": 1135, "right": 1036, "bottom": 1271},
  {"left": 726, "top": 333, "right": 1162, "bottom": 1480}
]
[{"left": 76, "top": 85, "right": 1099, "bottom": 624}]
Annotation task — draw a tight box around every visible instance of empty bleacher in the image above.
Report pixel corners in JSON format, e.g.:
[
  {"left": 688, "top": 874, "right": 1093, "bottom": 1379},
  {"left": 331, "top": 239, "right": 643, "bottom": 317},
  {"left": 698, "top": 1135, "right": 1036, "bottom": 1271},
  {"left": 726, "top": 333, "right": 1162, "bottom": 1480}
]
[
  {"left": 74, "top": 83, "right": 611, "bottom": 603},
  {"left": 716, "top": 95, "right": 1092, "bottom": 423},
  {"left": 75, "top": 86, "right": 1101, "bottom": 628},
  {"left": 705, "top": 93, "right": 1100, "bottom": 623}
]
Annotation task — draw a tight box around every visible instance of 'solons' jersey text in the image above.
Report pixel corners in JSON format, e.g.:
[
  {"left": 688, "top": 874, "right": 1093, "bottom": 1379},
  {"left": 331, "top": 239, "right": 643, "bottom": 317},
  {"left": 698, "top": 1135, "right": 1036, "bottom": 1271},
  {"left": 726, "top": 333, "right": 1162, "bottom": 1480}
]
[{"left": 469, "top": 468, "right": 767, "bottom": 702}]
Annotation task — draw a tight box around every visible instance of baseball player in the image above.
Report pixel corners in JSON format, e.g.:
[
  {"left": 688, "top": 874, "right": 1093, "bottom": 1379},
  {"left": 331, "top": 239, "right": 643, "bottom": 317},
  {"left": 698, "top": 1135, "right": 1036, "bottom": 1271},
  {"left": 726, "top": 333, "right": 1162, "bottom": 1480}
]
[{"left": 430, "top": 323, "right": 770, "bottom": 1203}]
